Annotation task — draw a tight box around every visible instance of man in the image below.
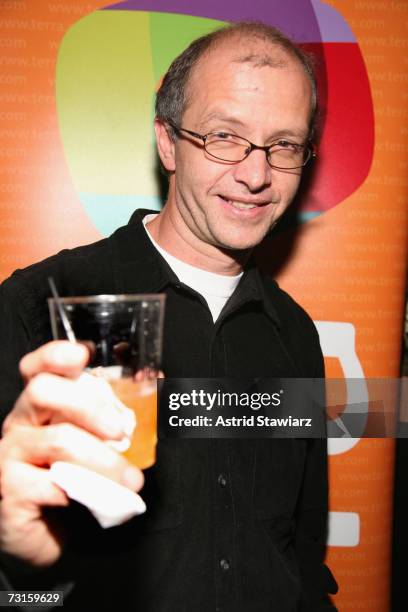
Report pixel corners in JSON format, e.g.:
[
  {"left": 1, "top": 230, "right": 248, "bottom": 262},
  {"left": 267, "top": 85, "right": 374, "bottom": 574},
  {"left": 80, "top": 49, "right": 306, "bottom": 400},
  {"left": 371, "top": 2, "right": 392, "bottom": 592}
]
[{"left": 0, "top": 21, "right": 337, "bottom": 611}]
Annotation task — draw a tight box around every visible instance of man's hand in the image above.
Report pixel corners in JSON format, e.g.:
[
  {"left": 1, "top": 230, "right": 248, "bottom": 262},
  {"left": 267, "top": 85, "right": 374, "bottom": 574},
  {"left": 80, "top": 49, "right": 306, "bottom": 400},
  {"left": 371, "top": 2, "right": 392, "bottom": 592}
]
[{"left": 0, "top": 341, "right": 144, "bottom": 568}]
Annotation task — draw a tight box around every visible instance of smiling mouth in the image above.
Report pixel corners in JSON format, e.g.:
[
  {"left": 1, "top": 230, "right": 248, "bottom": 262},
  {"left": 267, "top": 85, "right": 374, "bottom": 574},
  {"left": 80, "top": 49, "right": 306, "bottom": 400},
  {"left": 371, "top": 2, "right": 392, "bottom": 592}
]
[{"left": 219, "top": 196, "right": 269, "bottom": 210}]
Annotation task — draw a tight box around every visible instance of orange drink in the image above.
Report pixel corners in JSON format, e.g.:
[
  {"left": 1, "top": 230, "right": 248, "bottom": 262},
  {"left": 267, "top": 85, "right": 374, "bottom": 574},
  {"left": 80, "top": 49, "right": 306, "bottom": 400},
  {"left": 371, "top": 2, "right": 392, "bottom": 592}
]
[{"left": 110, "top": 377, "right": 157, "bottom": 470}]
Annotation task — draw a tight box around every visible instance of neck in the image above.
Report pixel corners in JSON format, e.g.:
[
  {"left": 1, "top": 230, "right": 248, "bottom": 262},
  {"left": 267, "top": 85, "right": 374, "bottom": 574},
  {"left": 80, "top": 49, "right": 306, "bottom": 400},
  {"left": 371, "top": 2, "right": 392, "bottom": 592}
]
[{"left": 146, "top": 204, "right": 249, "bottom": 277}]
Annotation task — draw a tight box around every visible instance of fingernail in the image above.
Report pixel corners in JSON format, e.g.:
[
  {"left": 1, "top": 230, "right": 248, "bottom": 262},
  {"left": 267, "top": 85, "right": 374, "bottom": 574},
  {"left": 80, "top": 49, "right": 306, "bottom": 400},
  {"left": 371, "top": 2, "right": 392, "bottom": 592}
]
[
  {"left": 121, "top": 409, "right": 136, "bottom": 438},
  {"left": 112, "top": 396, "right": 136, "bottom": 437},
  {"left": 106, "top": 436, "right": 131, "bottom": 453},
  {"left": 122, "top": 466, "right": 142, "bottom": 490},
  {"left": 99, "top": 411, "right": 125, "bottom": 437},
  {"left": 53, "top": 342, "right": 87, "bottom": 365}
]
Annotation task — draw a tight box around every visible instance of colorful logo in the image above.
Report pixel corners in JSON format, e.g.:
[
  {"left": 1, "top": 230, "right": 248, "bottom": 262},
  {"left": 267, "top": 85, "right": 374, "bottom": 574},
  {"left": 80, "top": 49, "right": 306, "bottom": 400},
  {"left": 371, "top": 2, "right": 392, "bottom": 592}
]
[{"left": 56, "top": 0, "right": 374, "bottom": 235}]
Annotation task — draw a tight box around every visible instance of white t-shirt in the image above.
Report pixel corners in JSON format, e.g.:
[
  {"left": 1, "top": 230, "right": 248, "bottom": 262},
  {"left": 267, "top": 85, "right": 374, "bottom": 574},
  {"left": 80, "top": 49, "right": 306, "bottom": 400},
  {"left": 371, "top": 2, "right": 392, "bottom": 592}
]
[{"left": 143, "top": 214, "right": 243, "bottom": 322}]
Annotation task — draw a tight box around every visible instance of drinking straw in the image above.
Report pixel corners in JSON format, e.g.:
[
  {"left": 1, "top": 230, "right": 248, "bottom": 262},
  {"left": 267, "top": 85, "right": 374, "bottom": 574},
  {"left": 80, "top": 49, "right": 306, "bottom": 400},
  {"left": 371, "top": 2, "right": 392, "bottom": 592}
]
[{"left": 48, "top": 277, "right": 77, "bottom": 343}]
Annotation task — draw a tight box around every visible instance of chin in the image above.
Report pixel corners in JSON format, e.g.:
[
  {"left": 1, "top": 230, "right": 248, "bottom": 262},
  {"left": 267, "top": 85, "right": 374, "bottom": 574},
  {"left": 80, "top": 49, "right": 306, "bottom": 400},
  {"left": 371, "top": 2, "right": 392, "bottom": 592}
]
[
  {"left": 218, "top": 238, "right": 264, "bottom": 253},
  {"left": 215, "top": 229, "right": 270, "bottom": 252}
]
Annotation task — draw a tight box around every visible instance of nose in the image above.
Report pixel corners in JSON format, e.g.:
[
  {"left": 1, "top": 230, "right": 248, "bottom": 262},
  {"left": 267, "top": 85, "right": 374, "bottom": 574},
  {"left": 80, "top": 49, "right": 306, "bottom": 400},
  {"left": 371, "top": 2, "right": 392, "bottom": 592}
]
[{"left": 231, "top": 148, "right": 272, "bottom": 193}]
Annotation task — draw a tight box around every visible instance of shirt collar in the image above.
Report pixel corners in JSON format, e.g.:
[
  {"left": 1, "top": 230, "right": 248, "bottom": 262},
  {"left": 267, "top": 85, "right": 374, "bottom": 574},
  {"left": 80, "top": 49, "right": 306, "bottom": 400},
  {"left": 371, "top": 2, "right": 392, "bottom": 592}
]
[
  {"left": 220, "top": 259, "right": 281, "bottom": 328},
  {"left": 109, "top": 208, "right": 177, "bottom": 293},
  {"left": 109, "top": 208, "right": 281, "bottom": 327}
]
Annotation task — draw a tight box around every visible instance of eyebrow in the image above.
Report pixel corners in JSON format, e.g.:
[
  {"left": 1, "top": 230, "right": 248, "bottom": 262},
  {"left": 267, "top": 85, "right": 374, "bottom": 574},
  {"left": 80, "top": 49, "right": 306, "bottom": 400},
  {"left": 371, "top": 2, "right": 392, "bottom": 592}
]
[
  {"left": 197, "top": 114, "right": 308, "bottom": 142},
  {"left": 269, "top": 129, "right": 309, "bottom": 141},
  {"left": 197, "top": 112, "right": 246, "bottom": 131}
]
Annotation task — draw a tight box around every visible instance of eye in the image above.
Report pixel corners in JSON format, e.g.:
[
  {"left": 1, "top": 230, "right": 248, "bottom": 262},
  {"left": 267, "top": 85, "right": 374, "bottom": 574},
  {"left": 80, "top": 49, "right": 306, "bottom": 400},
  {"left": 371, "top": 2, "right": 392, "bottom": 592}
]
[
  {"left": 274, "top": 139, "right": 302, "bottom": 151},
  {"left": 213, "top": 132, "right": 234, "bottom": 140}
]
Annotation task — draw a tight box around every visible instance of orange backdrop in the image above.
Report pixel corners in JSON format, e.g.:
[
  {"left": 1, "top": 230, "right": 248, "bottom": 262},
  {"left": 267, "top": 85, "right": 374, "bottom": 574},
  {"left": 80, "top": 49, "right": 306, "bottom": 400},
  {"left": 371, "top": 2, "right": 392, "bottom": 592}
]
[{"left": 0, "top": 1, "right": 407, "bottom": 610}]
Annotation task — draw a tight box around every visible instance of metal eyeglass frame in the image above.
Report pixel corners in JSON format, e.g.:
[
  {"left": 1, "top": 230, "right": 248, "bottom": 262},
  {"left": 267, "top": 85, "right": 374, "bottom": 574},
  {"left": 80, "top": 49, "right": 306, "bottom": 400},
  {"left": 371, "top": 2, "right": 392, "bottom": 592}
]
[{"left": 168, "top": 122, "right": 316, "bottom": 170}]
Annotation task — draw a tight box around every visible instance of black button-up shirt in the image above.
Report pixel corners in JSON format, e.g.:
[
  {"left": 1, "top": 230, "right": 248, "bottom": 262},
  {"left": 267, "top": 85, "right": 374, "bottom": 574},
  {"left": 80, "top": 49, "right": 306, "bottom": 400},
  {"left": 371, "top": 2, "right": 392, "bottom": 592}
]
[{"left": 0, "top": 210, "right": 337, "bottom": 611}]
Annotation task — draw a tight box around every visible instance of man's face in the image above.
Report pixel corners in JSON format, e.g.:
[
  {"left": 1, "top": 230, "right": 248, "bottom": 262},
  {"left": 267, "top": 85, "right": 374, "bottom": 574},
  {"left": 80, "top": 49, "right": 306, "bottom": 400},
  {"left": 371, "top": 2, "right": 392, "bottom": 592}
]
[{"left": 161, "top": 41, "right": 313, "bottom": 253}]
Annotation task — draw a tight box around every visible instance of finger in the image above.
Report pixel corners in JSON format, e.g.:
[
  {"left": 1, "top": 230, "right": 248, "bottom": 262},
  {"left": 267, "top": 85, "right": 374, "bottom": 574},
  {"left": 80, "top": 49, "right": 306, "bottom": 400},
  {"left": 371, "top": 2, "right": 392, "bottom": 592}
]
[
  {"left": 0, "top": 460, "right": 69, "bottom": 509},
  {"left": 0, "top": 460, "right": 68, "bottom": 566},
  {"left": 19, "top": 341, "right": 89, "bottom": 382},
  {"left": 0, "top": 424, "right": 144, "bottom": 491},
  {"left": 134, "top": 368, "right": 165, "bottom": 381},
  {"left": 5, "top": 372, "right": 135, "bottom": 441}
]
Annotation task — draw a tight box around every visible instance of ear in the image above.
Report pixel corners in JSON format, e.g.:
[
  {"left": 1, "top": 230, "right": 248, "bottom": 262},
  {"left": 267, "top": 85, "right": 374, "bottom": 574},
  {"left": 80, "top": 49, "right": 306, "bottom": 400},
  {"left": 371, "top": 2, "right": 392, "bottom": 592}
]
[{"left": 154, "top": 119, "right": 176, "bottom": 172}]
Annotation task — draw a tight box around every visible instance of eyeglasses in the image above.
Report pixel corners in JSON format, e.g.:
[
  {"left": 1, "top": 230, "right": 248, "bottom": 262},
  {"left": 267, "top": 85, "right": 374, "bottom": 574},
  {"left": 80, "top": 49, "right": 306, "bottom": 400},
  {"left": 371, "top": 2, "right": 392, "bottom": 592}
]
[{"left": 168, "top": 123, "right": 316, "bottom": 170}]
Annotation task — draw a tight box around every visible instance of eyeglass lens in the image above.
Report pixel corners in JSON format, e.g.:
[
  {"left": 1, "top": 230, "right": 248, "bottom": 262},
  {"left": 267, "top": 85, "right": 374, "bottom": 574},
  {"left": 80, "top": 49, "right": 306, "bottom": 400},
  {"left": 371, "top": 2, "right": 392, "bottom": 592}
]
[{"left": 204, "top": 133, "right": 309, "bottom": 169}]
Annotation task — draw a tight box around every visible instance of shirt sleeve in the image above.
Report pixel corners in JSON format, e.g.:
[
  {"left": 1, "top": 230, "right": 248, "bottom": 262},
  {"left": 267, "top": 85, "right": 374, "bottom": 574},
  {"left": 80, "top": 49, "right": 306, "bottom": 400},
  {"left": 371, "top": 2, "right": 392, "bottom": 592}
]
[
  {"left": 0, "top": 277, "right": 30, "bottom": 425},
  {"left": 0, "top": 277, "right": 76, "bottom": 607},
  {"left": 0, "top": 551, "right": 74, "bottom": 612},
  {"left": 294, "top": 343, "right": 338, "bottom": 611},
  {"left": 294, "top": 438, "right": 338, "bottom": 611}
]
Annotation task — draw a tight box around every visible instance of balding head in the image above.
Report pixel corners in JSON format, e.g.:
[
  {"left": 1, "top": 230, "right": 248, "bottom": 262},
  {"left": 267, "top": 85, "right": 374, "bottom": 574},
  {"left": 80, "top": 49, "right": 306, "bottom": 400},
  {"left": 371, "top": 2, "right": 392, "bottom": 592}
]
[{"left": 155, "top": 21, "right": 317, "bottom": 140}]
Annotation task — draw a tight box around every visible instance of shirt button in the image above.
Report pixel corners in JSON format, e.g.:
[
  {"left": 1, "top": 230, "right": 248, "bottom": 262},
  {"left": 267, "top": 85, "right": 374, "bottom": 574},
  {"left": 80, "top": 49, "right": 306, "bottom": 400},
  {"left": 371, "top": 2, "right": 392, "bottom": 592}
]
[
  {"left": 220, "top": 558, "right": 230, "bottom": 571},
  {"left": 217, "top": 473, "right": 227, "bottom": 487}
]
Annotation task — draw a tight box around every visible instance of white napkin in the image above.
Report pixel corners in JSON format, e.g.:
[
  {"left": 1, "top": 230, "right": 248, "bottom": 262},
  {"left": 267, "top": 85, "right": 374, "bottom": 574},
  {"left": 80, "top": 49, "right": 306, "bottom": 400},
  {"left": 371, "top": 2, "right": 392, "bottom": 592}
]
[{"left": 50, "top": 461, "right": 146, "bottom": 528}]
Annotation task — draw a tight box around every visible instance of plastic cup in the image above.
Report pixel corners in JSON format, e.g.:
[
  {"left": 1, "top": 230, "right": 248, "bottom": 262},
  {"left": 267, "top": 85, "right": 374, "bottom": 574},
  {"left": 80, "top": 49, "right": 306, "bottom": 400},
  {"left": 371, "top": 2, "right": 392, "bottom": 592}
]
[{"left": 48, "top": 294, "right": 165, "bottom": 469}]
